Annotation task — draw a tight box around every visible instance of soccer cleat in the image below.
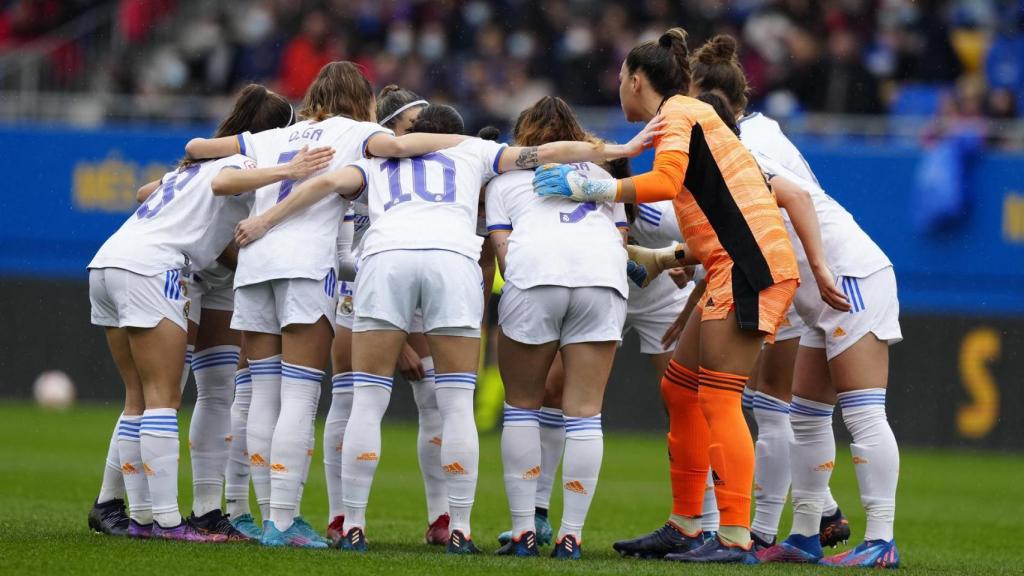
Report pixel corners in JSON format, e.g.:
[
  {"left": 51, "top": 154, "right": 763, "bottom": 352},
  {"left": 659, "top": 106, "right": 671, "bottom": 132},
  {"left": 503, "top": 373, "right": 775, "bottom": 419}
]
[
  {"left": 819, "top": 539, "right": 900, "bottom": 568},
  {"left": 153, "top": 518, "right": 228, "bottom": 542},
  {"left": 551, "top": 534, "right": 582, "bottom": 560},
  {"left": 259, "top": 520, "right": 328, "bottom": 549},
  {"left": 703, "top": 530, "right": 720, "bottom": 544},
  {"left": 751, "top": 531, "right": 775, "bottom": 552},
  {"left": 496, "top": 511, "right": 553, "bottom": 546},
  {"left": 326, "top": 515, "right": 345, "bottom": 547},
  {"left": 127, "top": 519, "right": 153, "bottom": 539},
  {"left": 88, "top": 498, "right": 130, "bottom": 536},
  {"left": 292, "top": 516, "right": 331, "bottom": 545},
  {"left": 425, "top": 513, "right": 450, "bottom": 545},
  {"left": 612, "top": 522, "right": 704, "bottom": 558},
  {"left": 664, "top": 537, "right": 758, "bottom": 564},
  {"left": 495, "top": 531, "right": 539, "bottom": 557},
  {"left": 339, "top": 526, "right": 368, "bottom": 552},
  {"left": 446, "top": 529, "right": 481, "bottom": 555},
  {"left": 230, "top": 513, "right": 263, "bottom": 540},
  {"left": 819, "top": 507, "right": 851, "bottom": 548},
  {"left": 757, "top": 534, "right": 823, "bottom": 564},
  {"left": 188, "top": 509, "right": 251, "bottom": 542}
]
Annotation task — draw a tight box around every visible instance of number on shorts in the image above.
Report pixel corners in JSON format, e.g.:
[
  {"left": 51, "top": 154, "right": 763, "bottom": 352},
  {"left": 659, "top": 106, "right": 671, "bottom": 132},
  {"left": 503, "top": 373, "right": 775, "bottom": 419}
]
[
  {"left": 135, "top": 164, "right": 201, "bottom": 219},
  {"left": 559, "top": 201, "right": 597, "bottom": 223},
  {"left": 381, "top": 152, "right": 457, "bottom": 211},
  {"left": 275, "top": 150, "right": 301, "bottom": 203}
]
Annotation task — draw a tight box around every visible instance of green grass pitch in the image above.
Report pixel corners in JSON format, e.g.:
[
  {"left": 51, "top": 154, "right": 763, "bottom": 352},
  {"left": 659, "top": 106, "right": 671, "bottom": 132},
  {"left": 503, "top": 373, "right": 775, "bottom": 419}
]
[{"left": 1, "top": 403, "right": 1022, "bottom": 575}]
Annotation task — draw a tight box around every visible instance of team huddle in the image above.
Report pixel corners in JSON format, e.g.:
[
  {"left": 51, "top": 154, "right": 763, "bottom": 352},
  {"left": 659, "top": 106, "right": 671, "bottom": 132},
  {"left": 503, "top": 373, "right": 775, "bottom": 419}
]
[{"left": 85, "top": 27, "right": 902, "bottom": 568}]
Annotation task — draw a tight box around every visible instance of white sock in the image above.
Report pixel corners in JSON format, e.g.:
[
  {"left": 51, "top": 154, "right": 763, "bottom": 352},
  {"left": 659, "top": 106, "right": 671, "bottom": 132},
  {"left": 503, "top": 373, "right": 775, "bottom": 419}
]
[
  {"left": 838, "top": 388, "right": 899, "bottom": 542},
  {"left": 559, "top": 414, "right": 603, "bottom": 541},
  {"left": 189, "top": 345, "right": 239, "bottom": 517},
  {"left": 822, "top": 489, "right": 840, "bottom": 517},
  {"left": 341, "top": 373, "right": 394, "bottom": 532},
  {"left": 502, "top": 403, "right": 541, "bottom": 536},
  {"left": 752, "top": 391, "right": 792, "bottom": 539},
  {"left": 536, "top": 407, "right": 565, "bottom": 511},
  {"left": 117, "top": 415, "right": 151, "bottom": 524},
  {"left": 434, "top": 373, "right": 479, "bottom": 538},
  {"left": 225, "top": 368, "right": 253, "bottom": 519},
  {"left": 140, "top": 408, "right": 181, "bottom": 528},
  {"left": 410, "top": 357, "right": 448, "bottom": 523},
  {"left": 294, "top": 382, "right": 320, "bottom": 519},
  {"left": 246, "top": 355, "right": 281, "bottom": 520},
  {"left": 98, "top": 414, "right": 126, "bottom": 503},
  {"left": 742, "top": 386, "right": 756, "bottom": 412},
  {"left": 789, "top": 396, "right": 835, "bottom": 538},
  {"left": 702, "top": 469, "right": 720, "bottom": 532},
  {"left": 268, "top": 362, "right": 322, "bottom": 531},
  {"left": 180, "top": 345, "right": 194, "bottom": 393},
  {"left": 325, "top": 373, "right": 353, "bottom": 521}
]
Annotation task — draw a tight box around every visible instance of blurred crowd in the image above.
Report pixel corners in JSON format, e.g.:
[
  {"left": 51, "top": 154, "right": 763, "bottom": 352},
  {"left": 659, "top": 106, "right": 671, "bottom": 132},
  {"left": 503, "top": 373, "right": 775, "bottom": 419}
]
[{"left": 2, "top": 0, "right": 1024, "bottom": 130}]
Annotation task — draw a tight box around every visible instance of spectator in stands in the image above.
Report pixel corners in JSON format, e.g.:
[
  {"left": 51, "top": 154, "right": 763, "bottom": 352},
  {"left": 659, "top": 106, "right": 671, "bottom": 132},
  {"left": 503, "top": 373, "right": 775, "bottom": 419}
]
[{"left": 278, "top": 10, "right": 337, "bottom": 100}]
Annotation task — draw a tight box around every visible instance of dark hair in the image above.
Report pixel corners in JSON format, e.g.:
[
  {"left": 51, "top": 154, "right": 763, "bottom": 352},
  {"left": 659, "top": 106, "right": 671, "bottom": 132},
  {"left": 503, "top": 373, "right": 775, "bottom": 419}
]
[
  {"left": 697, "top": 91, "right": 740, "bottom": 136},
  {"left": 691, "top": 35, "right": 749, "bottom": 115},
  {"left": 299, "top": 61, "right": 374, "bottom": 122},
  {"left": 408, "top": 104, "right": 465, "bottom": 135},
  {"left": 477, "top": 125, "right": 501, "bottom": 141},
  {"left": 214, "top": 84, "right": 292, "bottom": 138},
  {"left": 376, "top": 84, "right": 427, "bottom": 128},
  {"left": 513, "top": 96, "right": 591, "bottom": 146},
  {"left": 606, "top": 157, "right": 632, "bottom": 180},
  {"left": 625, "top": 27, "right": 691, "bottom": 97}
]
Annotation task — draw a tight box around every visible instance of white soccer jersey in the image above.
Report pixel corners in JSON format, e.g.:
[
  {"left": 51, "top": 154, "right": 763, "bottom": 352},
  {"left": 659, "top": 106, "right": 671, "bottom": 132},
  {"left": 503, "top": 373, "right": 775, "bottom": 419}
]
[
  {"left": 89, "top": 155, "right": 254, "bottom": 275},
  {"left": 738, "top": 113, "right": 820, "bottom": 185},
  {"left": 629, "top": 200, "right": 683, "bottom": 248},
  {"left": 754, "top": 152, "right": 891, "bottom": 278},
  {"left": 353, "top": 138, "right": 506, "bottom": 261},
  {"left": 233, "top": 117, "right": 391, "bottom": 288},
  {"left": 486, "top": 163, "right": 629, "bottom": 298}
]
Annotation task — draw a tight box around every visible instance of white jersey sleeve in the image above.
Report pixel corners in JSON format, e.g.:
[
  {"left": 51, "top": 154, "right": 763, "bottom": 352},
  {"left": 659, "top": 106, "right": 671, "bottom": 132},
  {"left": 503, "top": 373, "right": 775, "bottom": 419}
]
[
  {"left": 355, "top": 138, "right": 502, "bottom": 261},
  {"left": 233, "top": 118, "right": 387, "bottom": 287},
  {"left": 89, "top": 155, "right": 254, "bottom": 275},
  {"left": 629, "top": 200, "right": 683, "bottom": 248},
  {"left": 738, "top": 113, "right": 820, "bottom": 186},
  {"left": 484, "top": 162, "right": 628, "bottom": 297}
]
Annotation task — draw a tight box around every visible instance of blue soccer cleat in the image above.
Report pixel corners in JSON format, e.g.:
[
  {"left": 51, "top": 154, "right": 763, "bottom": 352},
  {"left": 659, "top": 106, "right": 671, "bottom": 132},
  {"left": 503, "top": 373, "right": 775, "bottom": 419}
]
[
  {"left": 497, "top": 511, "right": 553, "bottom": 547},
  {"left": 292, "top": 516, "right": 330, "bottom": 546},
  {"left": 446, "top": 529, "right": 481, "bottom": 555},
  {"left": 260, "top": 520, "right": 328, "bottom": 549},
  {"left": 820, "top": 539, "right": 900, "bottom": 569},
  {"left": 551, "top": 534, "right": 582, "bottom": 560},
  {"left": 230, "top": 513, "right": 263, "bottom": 540},
  {"left": 612, "top": 522, "right": 704, "bottom": 559},
  {"left": 339, "top": 526, "right": 368, "bottom": 552},
  {"left": 757, "top": 534, "right": 823, "bottom": 564},
  {"left": 664, "top": 537, "right": 758, "bottom": 564},
  {"left": 495, "top": 530, "right": 539, "bottom": 557},
  {"left": 820, "top": 507, "right": 852, "bottom": 548}
]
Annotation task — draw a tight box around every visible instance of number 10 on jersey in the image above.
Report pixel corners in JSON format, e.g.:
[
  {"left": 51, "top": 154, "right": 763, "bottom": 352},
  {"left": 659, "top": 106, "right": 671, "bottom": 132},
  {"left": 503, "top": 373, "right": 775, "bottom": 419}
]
[{"left": 381, "top": 152, "right": 456, "bottom": 211}]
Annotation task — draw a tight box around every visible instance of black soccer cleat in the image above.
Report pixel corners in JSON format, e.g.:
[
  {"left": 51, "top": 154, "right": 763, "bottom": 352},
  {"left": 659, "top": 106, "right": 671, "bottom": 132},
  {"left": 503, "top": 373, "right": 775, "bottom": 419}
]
[
  {"left": 88, "top": 498, "right": 130, "bottom": 537},
  {"left": 446, "top": 529, "right": 481, "bottom": 555},
  {"left": 188, "top": 509, "right": 252, "bottom": 542},
  {"left": 495, "top": 530, "right": 539, "bottom": 557},
  {"left": 751, "top": 531, "right": 776, "bottom": 552},
  {"left": 551, "top": 534, "right": 582, "bottom": 560},
  {"left": 612, "top": 522, "right": 704, "bottom": 559},
  {"left": 820, "top": 507, "right": 851, "bottom": 548}
]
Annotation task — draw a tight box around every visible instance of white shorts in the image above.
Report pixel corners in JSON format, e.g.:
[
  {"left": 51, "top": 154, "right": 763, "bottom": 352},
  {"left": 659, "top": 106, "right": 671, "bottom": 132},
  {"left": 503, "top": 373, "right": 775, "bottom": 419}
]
[
  {"left": 187, "top": 265, "right": 235, "bottom": 323},
  {"left": 353, "top": 249, "right": 482, "bottom": 338},
  {"left": 499, "top": 284, "right": 626, "bottom": 347},
  {"left": 623, "top": 282, "right": 689, "bottom": 356},
  {"left": 335, "top": 278, "right": 426, "bottom": 333},
  {"left": 89, "top": 267, "right": 190, "bottom": 331},
  {"left": 799, "top": 266, "right": 902, "bottom": 360},
  {"left": 774, "top": 304, "right": 808, "bottom": 342},
  {"left": 231, "top": 273, "right": 339, "bottom": 335}
]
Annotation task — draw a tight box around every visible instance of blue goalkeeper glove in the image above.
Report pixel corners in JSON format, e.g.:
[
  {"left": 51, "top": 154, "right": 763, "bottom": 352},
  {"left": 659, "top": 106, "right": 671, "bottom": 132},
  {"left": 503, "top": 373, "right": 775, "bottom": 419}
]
[{"left": 533, "top": 164, "right": 617, "bottom": 203}]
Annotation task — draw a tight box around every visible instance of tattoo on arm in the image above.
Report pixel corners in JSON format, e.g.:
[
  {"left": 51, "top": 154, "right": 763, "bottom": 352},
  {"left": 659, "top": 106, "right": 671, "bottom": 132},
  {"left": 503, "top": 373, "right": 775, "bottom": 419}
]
[{"left": 515, "top": 147, "right": 539, "bottom": 169}]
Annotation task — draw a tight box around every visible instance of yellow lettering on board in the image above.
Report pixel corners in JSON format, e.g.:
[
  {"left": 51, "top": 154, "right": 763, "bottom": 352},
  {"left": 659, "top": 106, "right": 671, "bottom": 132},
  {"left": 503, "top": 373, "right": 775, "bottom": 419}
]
[{"left": 957, "top": 327, "right": 1000, "bottom": 439}]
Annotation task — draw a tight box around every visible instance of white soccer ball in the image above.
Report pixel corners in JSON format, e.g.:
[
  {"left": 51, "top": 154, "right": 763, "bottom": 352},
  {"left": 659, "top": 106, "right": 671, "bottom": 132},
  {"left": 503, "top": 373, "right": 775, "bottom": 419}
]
[{"left": 33, "top": 370, "right": 76, "bottom": 410}]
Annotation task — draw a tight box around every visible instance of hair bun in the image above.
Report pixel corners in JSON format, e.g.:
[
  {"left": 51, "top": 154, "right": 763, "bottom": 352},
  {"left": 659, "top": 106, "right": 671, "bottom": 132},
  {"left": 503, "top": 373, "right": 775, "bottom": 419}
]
[
  {"left": 698, "top": 34, "right": 738, "bottom": 64},
  {"left": 378, "top": 84, "right": 401, "bottom": 98},
  {"left": 659, "top": 27, "right": 688, "bottom": 48},
  {"left": 477, "top": 126, "right": 500, "bottom": 141}
]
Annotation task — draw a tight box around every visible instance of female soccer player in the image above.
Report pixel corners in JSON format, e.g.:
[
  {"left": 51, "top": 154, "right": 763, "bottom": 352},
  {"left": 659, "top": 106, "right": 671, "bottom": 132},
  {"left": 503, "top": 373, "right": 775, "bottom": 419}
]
[
  {"left": 692, "top": 37, "right": 903, "bottom": 568},
  {"left": 87, "top": 84, "right": 321, "bottom": 542},
  {"left": 233, "top": 103, "right": 661, "bottom": 554},
  {"left": 188, "top": 62, "right": 474, "bottom": 549},
  {"left": 324, "top": 85, "right": 453, "bottom": 547},
  {"left": 534, "top": 27, "right": 800, "bottom": 564},
  {"left": 486, "top": 96, "right": 630, "bottom": 560}
]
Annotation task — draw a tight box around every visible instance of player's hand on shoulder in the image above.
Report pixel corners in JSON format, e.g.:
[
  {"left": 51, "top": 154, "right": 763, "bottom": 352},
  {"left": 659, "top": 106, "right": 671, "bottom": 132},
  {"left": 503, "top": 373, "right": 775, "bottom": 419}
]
[
  {"left": 533, "top": 164, "right": 574, "bottom": 198},
  {"left": 286, "top": 145, "right": 335, "bottom": 180},
  {"left": 621, "top": 113, "right": 668, "bottom": 157}
]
